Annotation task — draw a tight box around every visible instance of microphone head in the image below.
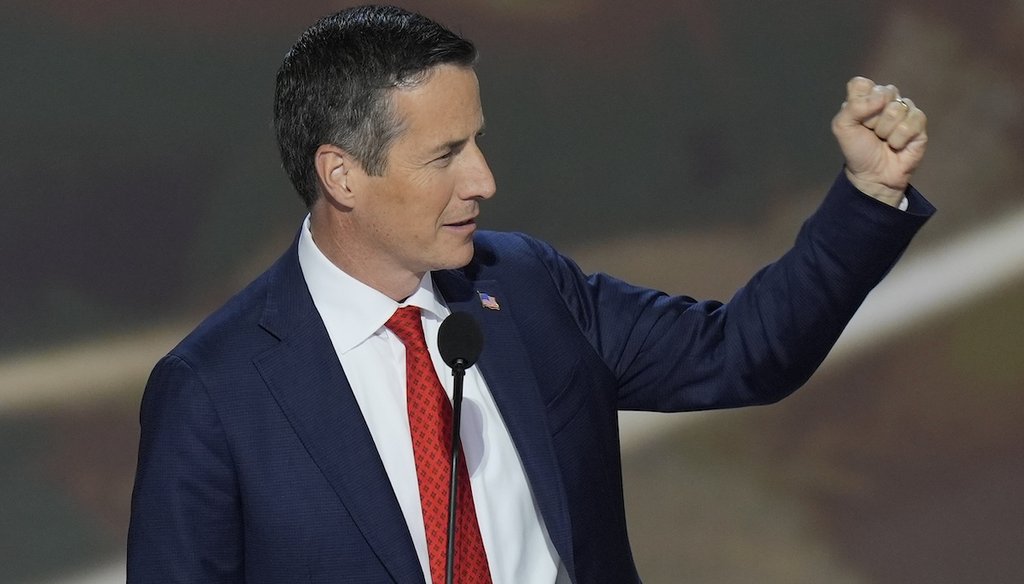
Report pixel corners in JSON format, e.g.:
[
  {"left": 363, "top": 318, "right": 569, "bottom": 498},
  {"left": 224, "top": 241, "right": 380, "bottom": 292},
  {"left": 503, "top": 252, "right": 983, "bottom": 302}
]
[{"left": 438, "top": 311, "right": 484, "bottom": 368}]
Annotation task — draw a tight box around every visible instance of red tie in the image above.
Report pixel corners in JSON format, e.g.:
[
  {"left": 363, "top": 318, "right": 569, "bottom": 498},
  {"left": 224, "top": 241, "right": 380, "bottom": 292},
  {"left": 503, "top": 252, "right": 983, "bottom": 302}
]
[{"left": 385, "top": 307, "right": 492, "bottom": 584}]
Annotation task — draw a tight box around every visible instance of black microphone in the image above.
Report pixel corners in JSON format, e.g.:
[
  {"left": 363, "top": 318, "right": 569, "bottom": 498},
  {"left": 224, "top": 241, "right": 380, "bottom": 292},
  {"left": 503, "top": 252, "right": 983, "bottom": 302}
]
[
  {"left": 438, "top": 311, "right": 483, "bottom": 370},
  {"left": 436, "top": 311, "right": 483, "bottom": 584}
]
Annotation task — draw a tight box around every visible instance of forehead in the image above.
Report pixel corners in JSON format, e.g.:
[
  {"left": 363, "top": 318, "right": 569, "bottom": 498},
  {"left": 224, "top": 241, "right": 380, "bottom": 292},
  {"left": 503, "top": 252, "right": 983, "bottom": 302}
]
[{"left": 389, "top": 65, "right": 483, "bottom": 142}]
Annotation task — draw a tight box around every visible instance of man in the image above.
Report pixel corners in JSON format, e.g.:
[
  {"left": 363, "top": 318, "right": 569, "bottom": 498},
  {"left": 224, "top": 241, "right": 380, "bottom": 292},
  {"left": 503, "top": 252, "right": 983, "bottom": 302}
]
[{"left": 128, "top": 5, "right": 933, "bottom": 583}]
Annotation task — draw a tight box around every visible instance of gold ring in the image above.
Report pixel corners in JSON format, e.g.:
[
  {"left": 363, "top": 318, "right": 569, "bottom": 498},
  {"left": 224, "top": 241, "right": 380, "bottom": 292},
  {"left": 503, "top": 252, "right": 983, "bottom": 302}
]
[{"left": 894, "top": 97, "right": 910, "bottom": 111}]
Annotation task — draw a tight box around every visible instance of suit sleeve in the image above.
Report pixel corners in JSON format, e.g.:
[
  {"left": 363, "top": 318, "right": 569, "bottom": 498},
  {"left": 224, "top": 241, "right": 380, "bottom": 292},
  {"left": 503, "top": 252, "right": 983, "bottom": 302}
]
[
  {"left": 527, "top": 172, "right": 935, "bottom": 411},
  {"left": 127, "top": 354, "right": 245, "bottom": 583}
]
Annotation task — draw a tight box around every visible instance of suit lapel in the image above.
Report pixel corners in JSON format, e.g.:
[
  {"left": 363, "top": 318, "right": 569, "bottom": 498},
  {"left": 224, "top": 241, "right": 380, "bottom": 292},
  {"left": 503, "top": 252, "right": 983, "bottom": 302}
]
[
  {"left": 249, "top": 243, "right": 577, "bottom": 581},
  {"left": 253, "top": 245, "right": 424, "bottom": 584},
  {"left": 435, "top": 270, "right": 578, "bottom": 581}
]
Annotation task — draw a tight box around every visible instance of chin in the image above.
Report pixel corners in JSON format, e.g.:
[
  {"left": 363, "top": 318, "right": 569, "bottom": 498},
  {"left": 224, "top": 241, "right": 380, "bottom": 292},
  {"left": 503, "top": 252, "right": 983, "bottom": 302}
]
[{"left": 434, "top": 242, "right": 475, "bottom": 270}]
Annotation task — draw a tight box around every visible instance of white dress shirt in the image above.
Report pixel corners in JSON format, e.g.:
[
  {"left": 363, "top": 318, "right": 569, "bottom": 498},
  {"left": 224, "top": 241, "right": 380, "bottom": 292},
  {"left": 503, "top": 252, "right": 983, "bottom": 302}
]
[{"left": 297, "top": 217, "right": 567, "bottom": 583}]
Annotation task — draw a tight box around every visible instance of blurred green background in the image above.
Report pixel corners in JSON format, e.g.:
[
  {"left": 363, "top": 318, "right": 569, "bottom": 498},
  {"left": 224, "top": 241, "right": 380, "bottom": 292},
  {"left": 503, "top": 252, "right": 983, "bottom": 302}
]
[{"left": 1, "top": 1, "right": 1022, "bottom": 582}]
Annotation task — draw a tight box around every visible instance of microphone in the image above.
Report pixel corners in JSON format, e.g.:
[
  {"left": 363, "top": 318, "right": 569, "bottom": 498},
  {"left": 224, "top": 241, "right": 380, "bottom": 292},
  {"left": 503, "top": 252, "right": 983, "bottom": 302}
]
[
  {"left": 436, "top": 311, "right": 483, "bottom": 584},
  {"left": 438, "top": 311, "right": 484, "bottom": 370}
]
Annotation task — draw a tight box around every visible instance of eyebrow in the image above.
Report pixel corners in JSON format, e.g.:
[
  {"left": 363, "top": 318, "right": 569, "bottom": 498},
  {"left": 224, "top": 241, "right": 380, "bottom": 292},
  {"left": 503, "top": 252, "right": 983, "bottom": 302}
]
[{"left": 431, "top": 120, "right": 487, "bottom": 155}]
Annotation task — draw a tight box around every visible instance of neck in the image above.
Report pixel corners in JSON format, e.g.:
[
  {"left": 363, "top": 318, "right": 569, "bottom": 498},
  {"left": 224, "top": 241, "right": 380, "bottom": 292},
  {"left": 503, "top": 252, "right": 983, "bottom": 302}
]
[{"left": 309, "top": 208, "right": 422, "bottom": 302}]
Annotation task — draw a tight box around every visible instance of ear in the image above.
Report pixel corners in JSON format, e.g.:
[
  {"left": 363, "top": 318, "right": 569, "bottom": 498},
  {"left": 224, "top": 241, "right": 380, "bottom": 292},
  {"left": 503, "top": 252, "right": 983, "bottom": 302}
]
[{"left": 314, "top": 144, "right": 358, "bottom": 208}]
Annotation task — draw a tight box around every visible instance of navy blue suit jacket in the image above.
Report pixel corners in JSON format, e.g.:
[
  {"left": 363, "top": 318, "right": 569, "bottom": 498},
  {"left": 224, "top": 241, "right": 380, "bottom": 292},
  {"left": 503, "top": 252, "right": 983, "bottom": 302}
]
[{"left": 128, "top": 174, "right": 933, "bottom": 583}]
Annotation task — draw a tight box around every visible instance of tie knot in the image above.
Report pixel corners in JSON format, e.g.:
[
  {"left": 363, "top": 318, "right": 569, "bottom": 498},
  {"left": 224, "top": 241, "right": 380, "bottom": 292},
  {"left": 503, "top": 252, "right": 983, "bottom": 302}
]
[{"left": 385, "top": 306, "right": 424, "bottom": 347}]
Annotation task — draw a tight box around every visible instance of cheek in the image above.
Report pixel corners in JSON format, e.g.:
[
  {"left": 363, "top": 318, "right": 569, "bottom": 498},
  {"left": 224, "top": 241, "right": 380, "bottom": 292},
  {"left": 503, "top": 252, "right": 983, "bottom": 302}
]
[
  {"left": 377, "top": 198, "right": 441, "bottom": 246},
  {"left": 416, "top": 185, "right": 458, "bottom": 228},
  {"left": 375, "top": 176, "right": 456, "bottom": 238}
]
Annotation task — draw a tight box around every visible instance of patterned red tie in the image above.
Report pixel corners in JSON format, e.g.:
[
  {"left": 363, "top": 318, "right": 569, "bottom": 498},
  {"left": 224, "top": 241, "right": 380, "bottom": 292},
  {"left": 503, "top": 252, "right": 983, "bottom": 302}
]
[{"left": 385, "top": 307, "right": 492, "bottom": 584}]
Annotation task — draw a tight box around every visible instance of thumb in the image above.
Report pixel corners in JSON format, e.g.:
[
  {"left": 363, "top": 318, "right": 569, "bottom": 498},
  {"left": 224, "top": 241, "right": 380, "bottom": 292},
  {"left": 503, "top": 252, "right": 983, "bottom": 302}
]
[{"left": 833, "top": 77, "right": 892, "bottom": 132}]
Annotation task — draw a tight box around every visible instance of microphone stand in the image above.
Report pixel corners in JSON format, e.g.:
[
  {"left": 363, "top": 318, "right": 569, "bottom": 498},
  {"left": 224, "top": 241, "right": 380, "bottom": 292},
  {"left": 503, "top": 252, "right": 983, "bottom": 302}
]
[
  {"left": 437, "top": 311, "right": 483, "bottom": 584},
  {"left": 445, "top": 358, "right": 467, "bottom": 584}
]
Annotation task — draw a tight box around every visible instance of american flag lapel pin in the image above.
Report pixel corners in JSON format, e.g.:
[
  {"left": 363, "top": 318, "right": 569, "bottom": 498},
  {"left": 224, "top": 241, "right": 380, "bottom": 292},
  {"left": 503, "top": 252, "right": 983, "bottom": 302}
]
[{"left": 477, "top": 291, "right": 500, "bottom": 310}]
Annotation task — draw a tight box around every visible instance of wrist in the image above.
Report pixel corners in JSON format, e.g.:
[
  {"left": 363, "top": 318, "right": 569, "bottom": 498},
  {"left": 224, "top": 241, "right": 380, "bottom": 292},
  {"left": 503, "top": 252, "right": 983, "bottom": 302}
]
[{"left": 845, "top": 168, "right": 906, "bottom": 207}]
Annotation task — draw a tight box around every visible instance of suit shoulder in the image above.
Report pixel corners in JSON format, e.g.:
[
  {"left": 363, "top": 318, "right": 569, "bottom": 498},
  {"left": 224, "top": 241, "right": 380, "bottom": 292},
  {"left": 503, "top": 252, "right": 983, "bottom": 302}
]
[
  {"left": 168, "top": 252, "right": 287, "bottom": 368},
  {"left": 469, "top": 230, "right": 572, "bottom": 276}
]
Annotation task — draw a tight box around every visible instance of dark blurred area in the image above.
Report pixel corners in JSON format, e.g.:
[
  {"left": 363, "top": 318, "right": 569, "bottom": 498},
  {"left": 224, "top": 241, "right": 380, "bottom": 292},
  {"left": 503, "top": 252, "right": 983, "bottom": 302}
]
[{"left": 1, "top": 1, "right": 1021, "bottom": 582}]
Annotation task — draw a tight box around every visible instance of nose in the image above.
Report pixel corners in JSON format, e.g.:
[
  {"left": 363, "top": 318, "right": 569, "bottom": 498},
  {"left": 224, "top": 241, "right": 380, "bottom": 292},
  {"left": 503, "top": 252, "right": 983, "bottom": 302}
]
[{"left": 459, "top": 143, "right": 496, "bottom": 201}]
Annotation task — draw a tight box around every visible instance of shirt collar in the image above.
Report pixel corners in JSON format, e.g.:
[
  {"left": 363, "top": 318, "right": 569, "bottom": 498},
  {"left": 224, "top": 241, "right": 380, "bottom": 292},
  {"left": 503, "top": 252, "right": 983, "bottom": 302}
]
[{"left": 296, "top": 215, "right": 449, "bottom": 354}]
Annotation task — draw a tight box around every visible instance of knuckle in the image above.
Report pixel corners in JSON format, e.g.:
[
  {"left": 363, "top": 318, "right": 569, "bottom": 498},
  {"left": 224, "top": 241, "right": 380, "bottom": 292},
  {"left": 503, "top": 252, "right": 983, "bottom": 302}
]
[{"left": 883, "top": 102, "right": 907, "bottom": 119}]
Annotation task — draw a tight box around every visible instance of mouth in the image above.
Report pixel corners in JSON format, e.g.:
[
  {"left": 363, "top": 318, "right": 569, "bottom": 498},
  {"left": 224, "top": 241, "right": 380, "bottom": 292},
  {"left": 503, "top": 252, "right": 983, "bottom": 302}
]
[{"left": 443, "top": 217, "right": 477, "bottom": 228}]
